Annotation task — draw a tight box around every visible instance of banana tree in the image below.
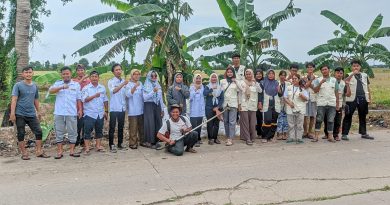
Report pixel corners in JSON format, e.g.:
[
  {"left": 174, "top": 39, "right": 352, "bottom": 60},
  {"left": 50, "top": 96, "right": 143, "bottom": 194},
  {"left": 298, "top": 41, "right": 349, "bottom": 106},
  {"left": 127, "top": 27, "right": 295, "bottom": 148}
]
[
  {"left": 186, "top": 0, "right": 301, "bottom": 70},
  {"left": 308, "top": 10, "right": 390, "bottom": 77}
]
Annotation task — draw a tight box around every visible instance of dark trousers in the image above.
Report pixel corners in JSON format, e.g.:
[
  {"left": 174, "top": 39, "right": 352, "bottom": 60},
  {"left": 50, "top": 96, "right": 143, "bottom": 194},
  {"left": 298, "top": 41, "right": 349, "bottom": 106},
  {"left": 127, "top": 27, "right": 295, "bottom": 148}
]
[
  {"left": 262, "top": 99, "right": 279, "bottom": 140},
  {"left": 109, "top": 111, "right": 125, "bottom": 146},
  {"left": 190, "top": 117, "right": 203, "bottom": 141},
  {"left": 342, "top": 97, "right": 368, "bottom": 136},
  {"left": 206, "top": 109, "right": 219, "bottom": 140},
  {"left": 256, "top": 110, "right": 263, "bottom": 136},
  {"left": 15, "top": 115, "right": 42, "bottom": 142},
  {"left": 324, "top": 109, "right": 342, "bottom": 137},
  {"left": 144, "top": 102, "right": 162, "bottom": 144},
  {"left": 168, "top": 131, "right": 198, "bottom": 156},
  {"left": 83, "top": 115, "right": 104, "bottom": 140},
  {"left": 76, "top": 116, "right": 84, "bottom": 146}
]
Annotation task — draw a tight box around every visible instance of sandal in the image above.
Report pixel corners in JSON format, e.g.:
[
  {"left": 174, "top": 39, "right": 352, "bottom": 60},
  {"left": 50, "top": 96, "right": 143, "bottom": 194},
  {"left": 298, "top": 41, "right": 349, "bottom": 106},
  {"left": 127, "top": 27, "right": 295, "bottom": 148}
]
[
  {"left": 36, "top": 152, "right": 51, "bottom": 158},
  {"left": 311, "top": 138, "right": 319, "bottom": 142},
  {"left": 54, "top": 154, "right": 63, "bottom": 159},
  {"left": 96, "top": 148, "right": 106, "bottom": 152},
  {"left": 185, "top": 148, "right": 197, "bottom": 153},
  {"left": 84, "top": 150, "right": 91, "bottom": 156},
  {"left": 70, "top": 153, "right": 80, "bottom": 157},
  {"left": 21, "top": 155, "right": 31, "bottom": 160}
]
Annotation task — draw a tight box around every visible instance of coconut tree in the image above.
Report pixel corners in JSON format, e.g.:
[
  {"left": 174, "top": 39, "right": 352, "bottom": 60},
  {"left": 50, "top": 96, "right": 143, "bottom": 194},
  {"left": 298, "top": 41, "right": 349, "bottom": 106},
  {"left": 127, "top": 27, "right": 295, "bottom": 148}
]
[
  {"left": 15, "top": 0, "right": 31, "bottom": 81},
  {"left": 185, "top": 0, "right": 301, "bottom": 70},
  {"left": 308, "top": 10, "right": 390, "bottom": 77},
  {"left": 73, "top": 0, "right": 194, "bottom": 87}
]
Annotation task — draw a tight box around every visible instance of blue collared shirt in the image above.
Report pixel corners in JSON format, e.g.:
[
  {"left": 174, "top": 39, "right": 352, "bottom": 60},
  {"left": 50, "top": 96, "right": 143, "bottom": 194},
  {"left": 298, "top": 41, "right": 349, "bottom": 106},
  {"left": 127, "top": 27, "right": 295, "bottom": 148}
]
[
  {"left": 126, "top": 82, "right": 144, "bottom": 116},
  {"left": 50, "top": 80, "right": 81, "bottom": 116},
  {"left": 189, "top": 85, "right": 205, "bottom": 117},
  {"left": 108, "top": 77, "right": 126, "bottom": 112},
  {"left": 82, "top": 83, "right": 108, "bottom": 119}
]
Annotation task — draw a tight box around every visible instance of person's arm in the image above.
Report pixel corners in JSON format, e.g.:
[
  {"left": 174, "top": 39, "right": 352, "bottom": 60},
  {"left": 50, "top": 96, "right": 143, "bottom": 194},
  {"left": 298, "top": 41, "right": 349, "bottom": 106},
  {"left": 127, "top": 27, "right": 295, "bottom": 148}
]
[
  {"left": 34, "top": 99, "right": 41, "bottom": 120},
  {"left": 367, "top": 77, "right": 372, "bottom": 103},
  {"left": 143, "top": 89, "right": 154, "bottom": 101},
  {"left": 84, "top": 92, "right": 99, "bottom": 103},
  {"left": 110, "top": 79, "right": 128, "bottom": 94},
  {"left": 181, "top": 85, "right": 190, "bottom": 99},
  {"left": 10, "top": 96, "right": 18, "bottom": 122},
  {"left": 313, "top": 79, "right": 324, "bottom": 93},
  {"left": 167, "top": 87, "right": 178, "bottom": 105},
  {"left": 283, "top": 87, "right": 293, "bottom": 107},
  {"left": 49, "top": 82, "right": 67, "bottom": 94},
  {"left": 299, "top": 90, "right": 309, "bottom": 101}
]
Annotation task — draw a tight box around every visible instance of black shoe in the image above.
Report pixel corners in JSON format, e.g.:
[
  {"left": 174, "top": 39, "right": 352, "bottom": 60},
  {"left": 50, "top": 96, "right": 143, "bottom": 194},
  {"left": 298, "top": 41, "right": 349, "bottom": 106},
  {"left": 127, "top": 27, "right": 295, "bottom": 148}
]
[
  {"left": 195, "top": 141, "right": 201, "bottom": 147},
  {"left": 117, "top": 145, "right": 124, "bottom": 150},
  {"left": 361, "top": 134, "right": 374, "bottom": 140},
  {"left": 208, "top": 140, "right": 214, "bottom": 145},
  {"left": 214, "top": 139, "right": 221, "bottom": 144}
]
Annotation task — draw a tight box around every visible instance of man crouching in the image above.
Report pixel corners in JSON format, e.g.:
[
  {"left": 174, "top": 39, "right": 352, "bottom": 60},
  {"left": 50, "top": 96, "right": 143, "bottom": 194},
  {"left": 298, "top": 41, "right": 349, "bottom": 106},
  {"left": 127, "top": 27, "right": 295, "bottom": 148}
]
[{"left": 157, "top": 104, "right": 198, "bottom": 156}]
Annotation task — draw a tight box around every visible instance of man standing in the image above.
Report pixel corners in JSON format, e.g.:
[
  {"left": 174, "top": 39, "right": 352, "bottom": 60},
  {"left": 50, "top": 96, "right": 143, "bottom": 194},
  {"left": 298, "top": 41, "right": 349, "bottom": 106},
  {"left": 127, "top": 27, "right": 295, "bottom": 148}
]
[
  {"left": 107, "top": 64, "right": 128, "bottom": 152},
  {"left": 49, "top": 67, "right": 83, "bottom": 159},
  {"left": 157, "top": 105, "right": 197, "bottom": 156},
  {"left": 82, "top": 71, "right": 109, "bottom": 155},
  {"left": 72, "top": 64, "right": 90, "bottom": 147},
  {"left": 312, "top": 65, "right": 340, "bottom": 142},
  {"left": 10, "top": 67, "right": 50, "bottom": 160},
  {"left": 342, "top": 60, "right": 373, "bottom": 140},
  {"left": 303, "top": 62, "right": 317, "bottom": 139}
]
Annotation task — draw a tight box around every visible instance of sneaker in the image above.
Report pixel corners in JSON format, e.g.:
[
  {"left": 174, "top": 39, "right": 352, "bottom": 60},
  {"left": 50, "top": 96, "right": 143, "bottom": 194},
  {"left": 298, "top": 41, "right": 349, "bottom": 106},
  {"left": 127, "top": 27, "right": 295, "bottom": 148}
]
[
  {"left": 246, "top": 140, "right": 253, "bottom": 146},
  {"left": 341, "top": 135, "right": 349, "bottom": 141},
  {"left": 297, "top": 139, "right": 304, "bottom": 144},
  {"left": 214, "top": 139, "right": 221, "bottom": 144},
  {"left": 117, "top": 145, "right": 125, "bottom": 150},
  {"left": 226, "top": 139, "right": 233, "bottom": 146},
  {"left": 361, "top": 134, "right": 374, "bottom": 140},
  {"left": 208, "top": 140, "right": 214, "bottom": 145},
  {"left": 286, "top": 138, "right": 295, "bottom": 143},
  {"left": 110, "top": 145, "right": 117, "bottom": 153}
]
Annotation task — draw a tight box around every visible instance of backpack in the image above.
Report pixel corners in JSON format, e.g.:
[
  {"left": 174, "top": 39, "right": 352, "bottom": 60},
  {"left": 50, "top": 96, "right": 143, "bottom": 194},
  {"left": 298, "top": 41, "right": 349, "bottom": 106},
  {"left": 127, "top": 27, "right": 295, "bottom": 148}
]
[{"left": 165, "top": 115, "right": 187, "bottom": 139}]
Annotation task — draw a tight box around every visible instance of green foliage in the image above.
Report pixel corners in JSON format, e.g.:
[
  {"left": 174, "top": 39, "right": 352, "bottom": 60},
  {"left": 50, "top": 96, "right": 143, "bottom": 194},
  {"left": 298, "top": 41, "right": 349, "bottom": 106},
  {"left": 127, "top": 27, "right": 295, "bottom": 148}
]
[
  {"left": 308, "top": 10, "right": 390, "bottom": 77},
  {"left": 40, "top": 123, "right": 53, "bottom": 142},
  {"left": 34, "top": 72, "right": 61, "bottom": 86}
]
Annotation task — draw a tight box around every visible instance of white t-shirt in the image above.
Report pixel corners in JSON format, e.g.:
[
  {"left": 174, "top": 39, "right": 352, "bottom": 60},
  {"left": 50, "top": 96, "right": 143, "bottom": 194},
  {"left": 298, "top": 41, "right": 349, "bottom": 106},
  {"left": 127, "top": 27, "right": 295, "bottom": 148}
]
[{"left": 158, "top": 116, "right": 192, "bottom": 141}]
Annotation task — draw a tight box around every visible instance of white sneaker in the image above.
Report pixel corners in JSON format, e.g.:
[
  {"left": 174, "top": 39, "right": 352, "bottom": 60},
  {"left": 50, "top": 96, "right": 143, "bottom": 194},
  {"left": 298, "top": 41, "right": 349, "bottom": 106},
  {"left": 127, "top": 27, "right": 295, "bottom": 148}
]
[{"left": 226, "top": 139, "right": 233, "bottom": 146}]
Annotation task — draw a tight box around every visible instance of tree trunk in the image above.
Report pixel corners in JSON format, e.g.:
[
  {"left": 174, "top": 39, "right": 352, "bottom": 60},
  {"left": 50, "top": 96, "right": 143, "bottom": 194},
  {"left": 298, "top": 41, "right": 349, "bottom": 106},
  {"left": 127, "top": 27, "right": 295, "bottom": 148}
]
[{"left": 15, "top": 0, "right": 31, "bottom": 81}]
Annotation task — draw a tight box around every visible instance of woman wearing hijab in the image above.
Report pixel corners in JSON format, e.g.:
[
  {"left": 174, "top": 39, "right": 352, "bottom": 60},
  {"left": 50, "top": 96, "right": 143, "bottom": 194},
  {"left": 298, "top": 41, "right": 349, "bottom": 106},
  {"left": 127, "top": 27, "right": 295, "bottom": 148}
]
[
  {"left": 126, "top": 69, "right": 144, "bottom": 149},
  {"left": 204, "top": 73, "right": 224, "bottom": 145},
  {"left": 261, "top": 69, "right": 281, "bottom": 143},
  {"left": 255, "top": 69, "right": 264, "bottom": 139},
  {"left": 143, "top": 70, "right": 166, "bottom": 149},
  {"left": 167, "top": 72, "right": 190, "bottom": 115},
  {"left": 189, "top": 73, "right": 205, "bottom": 146},
  {"left": 220, "top": 67, "right": 240, "bottom": 146},
  {"left": 276, "top": 70, "right": 290, "bottom": 140},
  {"left": 237, "top": 69, "right": 263, "bottom": 145}
]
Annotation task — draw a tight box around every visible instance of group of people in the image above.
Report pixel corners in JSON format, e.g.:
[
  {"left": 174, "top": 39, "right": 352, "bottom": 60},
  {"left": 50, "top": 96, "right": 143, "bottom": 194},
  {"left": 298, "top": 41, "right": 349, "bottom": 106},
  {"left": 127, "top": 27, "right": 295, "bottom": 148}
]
[{"left": 10, "top": 54, "right": 373, "bottom": 159}]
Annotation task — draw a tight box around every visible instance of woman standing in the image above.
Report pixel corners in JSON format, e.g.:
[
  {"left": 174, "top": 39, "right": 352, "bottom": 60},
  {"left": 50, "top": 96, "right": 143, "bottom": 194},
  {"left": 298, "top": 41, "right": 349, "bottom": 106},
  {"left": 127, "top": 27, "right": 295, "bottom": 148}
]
[
  {"left": 238, "top": 69, "right": 262, "bottom": 145},
  {"left": 143, "top": 70, "right": 166, "bottom": 149},
  {"left": 284, "top": 74, "right": 308, "bottom": 143},
  {"left": 204, "top": 73, "right": 224, "bottom": 145},
  {"left": 167, "top": 73, "right": 190, "bottom": 115},
  {"left": 220, "top": 67, "right": 240, "bottom": 146},
  {"left": 255, "top": 69, "right": 264, "bottom": 139},
  {"left": 189, "top": 74, "right": 205, "bottom": 146},
  {"left": 276, "top": 70, "right": 290, "bottom": 140},
  {"left": 126, "top": 69, "right": 144, "bottom": 149},
  {"left": 261, "top": 69, "right": 281, "bottom": 143}
]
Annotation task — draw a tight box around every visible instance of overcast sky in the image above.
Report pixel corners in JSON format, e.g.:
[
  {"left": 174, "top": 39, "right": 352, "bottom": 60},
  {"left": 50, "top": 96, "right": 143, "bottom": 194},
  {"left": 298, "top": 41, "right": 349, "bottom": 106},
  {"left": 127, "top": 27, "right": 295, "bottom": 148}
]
[{"left": 29, "top": 0, "right": 390, "bottom": 65}]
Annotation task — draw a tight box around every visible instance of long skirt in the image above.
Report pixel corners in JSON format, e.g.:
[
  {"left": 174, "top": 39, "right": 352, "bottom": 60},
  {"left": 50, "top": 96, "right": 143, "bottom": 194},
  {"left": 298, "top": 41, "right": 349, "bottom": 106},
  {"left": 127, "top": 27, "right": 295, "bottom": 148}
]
[
  {"left": 262, "top": 99, "right": 279, "bottom": 140},
  {"left": 277, "top": 110, "right": 288, "bottom": 134},
  {"left": 143, "top": 102, "right": 162, "bottom": 144}
]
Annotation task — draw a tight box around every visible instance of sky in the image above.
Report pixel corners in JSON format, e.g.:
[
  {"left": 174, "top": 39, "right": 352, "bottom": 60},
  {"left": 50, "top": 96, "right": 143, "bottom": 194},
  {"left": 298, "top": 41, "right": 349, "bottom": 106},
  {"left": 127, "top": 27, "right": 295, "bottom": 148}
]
[{"left": 28, "top": 0, "right": 390, "bottom": 65}]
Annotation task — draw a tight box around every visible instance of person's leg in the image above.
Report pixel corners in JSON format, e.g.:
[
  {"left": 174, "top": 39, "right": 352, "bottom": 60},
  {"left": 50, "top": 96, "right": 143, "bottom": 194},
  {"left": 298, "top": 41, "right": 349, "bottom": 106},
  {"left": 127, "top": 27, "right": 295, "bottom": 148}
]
[
  {"left": 26, "top": 116, "right": 44, "bottom": 156},
  {"left": 143, "top": 103, "right": 154, "bottom": 146},
  {"left": 296, "top": 114, "right": 304, "bottom": 142},
  {"left": 128, "top": 116, "right": 137, "bottom": 147},
  {"left": 269, "top": 109, "right": 279, "bottom": 141},
  {"left": 303, "top": 116, "right": 309, "bottom": 136},
  {"left": 206, "top": 110, "right": 214, "bottom": 141},
  {"left": 108, "top": 112, "right": 116, "bottom": 147},
  {"left": 117, "top": 111, "right": 125, "bottom": 147},
  {"left": 212, "top": 112, "right": 220, "bottom": 142},
  {"left": 240, "top": 111, "right": 250, "bottom": 142},
  {"left": 325, "top": 106, "right": 337, "bottom": 142},
  {"left": 191, "top": 117, "right": 202, "bottom": 142},
  {"left": 16, "top": 115, "right": 28, "bottom": 158},
  {"left": 168, "top": 139, "right": 184, "bottom": 156},
  {"left": 308, "top": 102, "right": 317, "bottom": 138},
  {"left": 54, "top": 115, "right": 65, "bottom": 157},
  {"left": 223, "top": 111, "right": 230, "bottom": 138},
  {"left": 287, "top": 114, "right": 295, "bottom": 142},
  {"left": 138, "top": 115, "right": 145, "bottom": 145},
  {"left": 249, "top": 111, "right": 257, "bottom": 142},
  {"left": 323, "top": 112, "right": 328, "bottom": 137},
  {"left": 67, "top": 116, "right": 78, "bottom": 156},
  {"left": 184, "top": 131, "right": 198, "bottom": 151},
  {"left": 229, "top": 108, "right": 237, "bottom": 139},
  {"left": 262, "top": 110, "right": 272, "bottom": 140},
  {"left": 357, "top": 97, "right": 368, "bottom": 136},
  {"left": 152, "top": 104, "right": 162, "bottom": 145},
  {"left": 342, "top": 101, "right": 357, "bottom": 138},
  {"left": 76, "top": 116, "right": 83, "bottom": 146},
  {"left": 256, "top": 110, "right": 263, "bottom": 137},
  {"left": 314, "top": 106, "right": 325, "bottom": 142},
  {"left": 333, "top": 110, "right": 342, "bottom": 139},
  {"left": 95, "top": 117, "right": 104, "bottom": 150},
  {"left": 83, "top": 116, "right": 94, "bottom": 153}
]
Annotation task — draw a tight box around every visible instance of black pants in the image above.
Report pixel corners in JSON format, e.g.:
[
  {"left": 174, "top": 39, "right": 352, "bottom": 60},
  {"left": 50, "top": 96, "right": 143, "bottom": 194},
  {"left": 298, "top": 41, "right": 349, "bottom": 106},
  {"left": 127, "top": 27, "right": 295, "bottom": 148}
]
[
  {"left": 256, "top": 110, "right": 263, "bottom": 136},
  {"left": 167, "top": 131, "right": 198, "bottom": 156},
  {"left": 262, "top": 99, "right": 279, "bottom": 140},
  {"left": 15, "top": 115, "right": 42, "bottom": 142},
  {"left": 324, "top": 109, "right": 342, "bottom": 137},
  {"left": 76, "top": 116, "right": 84, "bottom": 146},
  {"left": 190, "top": 117, "right": 203, "bottom": 141},
  {"left": 108, "top": 111, "right": 125, "bottom": 146},
  {"left": 342, "top": 97, "right": 368, "bottom": 136},
  {"left": 206, "top": 109, "right": 219, "bottom": 140}
]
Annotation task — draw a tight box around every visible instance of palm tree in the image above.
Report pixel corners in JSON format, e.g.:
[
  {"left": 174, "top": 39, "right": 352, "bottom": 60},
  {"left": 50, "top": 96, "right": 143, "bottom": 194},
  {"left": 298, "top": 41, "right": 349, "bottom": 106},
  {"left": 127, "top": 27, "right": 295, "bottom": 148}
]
[
  {"left": 185, "top": 0, "right": 301, "bottom": 70},
  {"left": 73, "top": 0, "right": 194, "bottom": 87},
  {"left": 15, "top": 0, "right": 31, "bottom": 81},
  {"left": 308, "top": 10, "right": 390, "bottom": 77}
]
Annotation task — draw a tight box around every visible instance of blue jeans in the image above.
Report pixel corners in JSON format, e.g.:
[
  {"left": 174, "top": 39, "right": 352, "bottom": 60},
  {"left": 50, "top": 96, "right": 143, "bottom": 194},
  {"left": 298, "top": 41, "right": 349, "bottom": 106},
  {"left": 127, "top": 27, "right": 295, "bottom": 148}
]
[
  {"left": 315, "top": 106, "right": 336, "bottom": 132},
  {"left": 83, "top": 115, "right": 104, "bottom": 140}
]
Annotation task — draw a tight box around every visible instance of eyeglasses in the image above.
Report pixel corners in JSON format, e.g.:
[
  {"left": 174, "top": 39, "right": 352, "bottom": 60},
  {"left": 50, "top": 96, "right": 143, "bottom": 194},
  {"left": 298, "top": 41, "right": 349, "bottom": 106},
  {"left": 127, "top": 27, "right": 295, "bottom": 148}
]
[{"left": 151, "top": 75, "right": 157, "bottom": 78}]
